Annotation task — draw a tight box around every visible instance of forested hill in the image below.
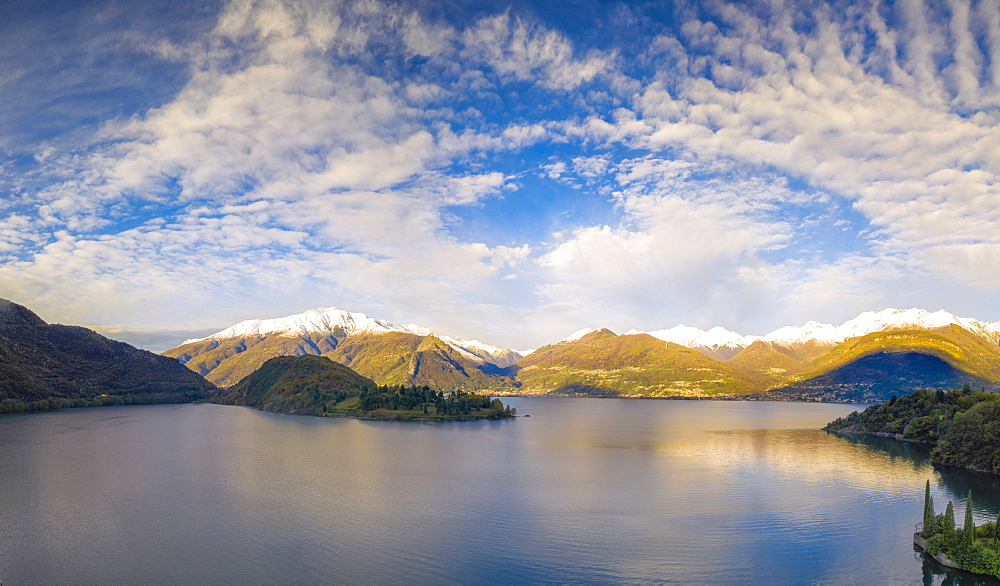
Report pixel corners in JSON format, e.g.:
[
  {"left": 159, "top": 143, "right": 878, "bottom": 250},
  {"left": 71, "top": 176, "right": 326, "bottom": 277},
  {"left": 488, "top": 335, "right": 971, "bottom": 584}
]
[
  {"left": 824, "top": 385, "right": 1000, "bottom": 474},
  {"left": 215, "top": 354, "right": 516, "bottom": 420},
  {"left": 0, "top": 299, "right": 215, "bottom": 413}
]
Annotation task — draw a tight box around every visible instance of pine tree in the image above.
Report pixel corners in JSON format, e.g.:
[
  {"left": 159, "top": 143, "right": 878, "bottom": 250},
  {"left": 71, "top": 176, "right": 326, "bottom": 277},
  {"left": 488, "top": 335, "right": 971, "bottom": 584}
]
[
  {"left": 922, "top": 480, "right": 935, "bottom": 537},
  {"left": 944, "top": 501, "right": 957, "bottom": 550},
  {"left": 964, "top": 490, "right": 976, "bottom": 548}
]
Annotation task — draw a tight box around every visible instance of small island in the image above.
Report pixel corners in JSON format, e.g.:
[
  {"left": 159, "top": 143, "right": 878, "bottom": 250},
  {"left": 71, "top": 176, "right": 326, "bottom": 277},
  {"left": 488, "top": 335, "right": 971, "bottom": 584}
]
[
  {"left": 213, "top": 354, "right": 517, "bottom": 421},
  {"left": 824, "top": 384, "right": 1000, "bottom": 475},
  {"left": 914, "top": 482, "right": 1000, "bottom": 578}
]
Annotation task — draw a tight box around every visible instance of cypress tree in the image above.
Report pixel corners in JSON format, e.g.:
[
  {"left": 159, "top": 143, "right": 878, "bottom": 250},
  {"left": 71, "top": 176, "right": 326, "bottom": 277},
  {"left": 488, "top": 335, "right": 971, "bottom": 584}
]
[
  {"left": 943, "top": 501, "right": 957, "bottom": 550},
  {"left": 964, "top": 491, "right": 976, "bottom": 548},
  {"left": 922, "top": 480, "right": 935, "bottom": 537}
]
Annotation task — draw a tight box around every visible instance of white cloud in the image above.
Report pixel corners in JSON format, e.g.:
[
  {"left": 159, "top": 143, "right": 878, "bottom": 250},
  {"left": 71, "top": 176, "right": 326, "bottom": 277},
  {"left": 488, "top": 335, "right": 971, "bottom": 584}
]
[
  {"left": 460, "top": 12, "right": 613, "bottom": 91},
  {"left": 5, "top": 0, "right": 1000, "bottom": 351}
]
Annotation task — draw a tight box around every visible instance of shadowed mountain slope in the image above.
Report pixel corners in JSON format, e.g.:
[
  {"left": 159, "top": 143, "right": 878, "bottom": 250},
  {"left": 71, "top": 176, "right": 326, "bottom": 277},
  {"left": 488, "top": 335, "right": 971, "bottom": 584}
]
[
  {"left": 215, "top": 354, "right": 376, "bottom": 414},
  {"left": 0, "top": 299, "right": 215, "bottom": 412}
]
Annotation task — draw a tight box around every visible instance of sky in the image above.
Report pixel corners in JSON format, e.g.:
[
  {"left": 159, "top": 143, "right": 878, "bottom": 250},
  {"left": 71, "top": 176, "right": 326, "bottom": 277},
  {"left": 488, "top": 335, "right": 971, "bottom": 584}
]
[{"left": 2, "top": 0, "right": 1000, "bottom": 352}]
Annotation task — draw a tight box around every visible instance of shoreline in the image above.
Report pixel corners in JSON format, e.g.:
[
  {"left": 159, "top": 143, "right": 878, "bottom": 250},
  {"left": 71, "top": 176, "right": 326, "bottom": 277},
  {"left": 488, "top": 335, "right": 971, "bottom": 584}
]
[{"left": 912, "top": 533, "right": 998, "bottom": 580}]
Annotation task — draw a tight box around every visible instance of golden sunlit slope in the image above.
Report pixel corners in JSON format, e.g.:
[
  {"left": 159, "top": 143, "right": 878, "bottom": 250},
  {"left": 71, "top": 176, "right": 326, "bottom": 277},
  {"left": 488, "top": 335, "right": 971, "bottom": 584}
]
[
  {"left": 789, "top": 326, "right": 1000, "bottom": 385},
  {"left": 514, "top": 329, "right": 759, "bottom": 397},
  {"left": 166, "top": 330, "right": 512, "bottom": 391},
  {"left": 324, "top": 332, "right": 510, "bottom": 390},
  {"left": 724, "top": 340, "right": 815, "bottom": 388},
  {"left": 764, "top": 326, "right": 1000, "bottom": 401}
]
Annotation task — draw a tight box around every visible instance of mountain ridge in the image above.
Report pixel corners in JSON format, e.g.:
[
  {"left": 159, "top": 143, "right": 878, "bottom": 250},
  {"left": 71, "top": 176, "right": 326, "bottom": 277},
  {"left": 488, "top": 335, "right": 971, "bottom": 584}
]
[
  {"left": 0, "top": 299, "right": 215, "bottom": 413},
  {"left": 182, "top": 306, "right": 521, "bottom": 367},
  {"left": 162, "top": 304, "right": 1000, "bottom": 401},
  {"left": 625, "top": 308, "right": 1000, "bottom": 358}
]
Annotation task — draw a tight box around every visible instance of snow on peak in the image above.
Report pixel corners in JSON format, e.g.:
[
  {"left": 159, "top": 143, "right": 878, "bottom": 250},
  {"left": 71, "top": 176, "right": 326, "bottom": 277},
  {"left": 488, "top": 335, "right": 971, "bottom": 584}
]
[
  {"left": 200, "top": 307, "right": 431, "bottom": 341},
  {"left": 626, "top": 308, "right": 1000, "bottom": 351},
  {"left": 839, "top": 308, "right": 972, "bottom": 337},
  {"left": 761, "top": 320, "right": 842, "bottom": 345},
  {"left": 439, "top": 336, "right": 523, "bottom": 368},
  {"left": 632, "top": 324, "right": 758, "bottom": 349},
  {"left": 762, "top": 308, "right": 998, "bottom": 346},
  {"left": 189, "top": 306, "right": 520, "bottom": 365},
  {"left": 560, "top": 328, "right": 598, "bottom": 343}
]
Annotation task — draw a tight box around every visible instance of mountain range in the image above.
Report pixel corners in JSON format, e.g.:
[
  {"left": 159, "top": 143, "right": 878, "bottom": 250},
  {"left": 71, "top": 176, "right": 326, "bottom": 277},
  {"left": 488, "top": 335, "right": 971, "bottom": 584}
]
[
  {"left": 164, "top": 306, "right": 1000, "bottom": 402},
  {"left": 164, "top": 307, "right": 521, "bottom": 390}
]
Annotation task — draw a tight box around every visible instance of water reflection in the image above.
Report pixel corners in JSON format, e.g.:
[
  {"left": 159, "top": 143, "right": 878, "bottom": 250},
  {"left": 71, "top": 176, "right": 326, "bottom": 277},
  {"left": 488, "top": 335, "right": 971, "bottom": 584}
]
[
  {"left": 676, "top": 428, "right": 936, "bottom": 492},
  {"left": 839, "top": 432, "right": 1000, "bottom": 522},
  {"left": 1, "top": 399, "right": 996, "bottom": 583}
]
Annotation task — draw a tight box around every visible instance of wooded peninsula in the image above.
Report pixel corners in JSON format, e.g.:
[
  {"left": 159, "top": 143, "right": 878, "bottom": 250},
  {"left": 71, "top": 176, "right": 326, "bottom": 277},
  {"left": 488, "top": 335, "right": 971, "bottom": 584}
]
[
  {"left": 824, "top": 385, "right": 1000, "bottom": 475},
  {"left": 213, "top": 354, "right": 517, "bottom": 421}
]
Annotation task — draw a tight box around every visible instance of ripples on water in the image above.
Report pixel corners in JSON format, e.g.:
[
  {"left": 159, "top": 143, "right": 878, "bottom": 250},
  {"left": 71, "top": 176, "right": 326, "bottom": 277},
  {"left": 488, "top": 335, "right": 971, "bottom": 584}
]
[{"left": 0, "top": 398, "right": 994, "bottom": 583}]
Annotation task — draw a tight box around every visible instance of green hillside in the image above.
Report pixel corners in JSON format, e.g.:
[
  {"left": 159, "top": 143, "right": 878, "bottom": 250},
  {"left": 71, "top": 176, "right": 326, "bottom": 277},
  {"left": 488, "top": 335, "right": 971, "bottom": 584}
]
[
  {"left": 215, "top": 354, "right": 515, "bottom": 420},
  {"left": 0, "top": 299, "right": 215, "bottom": 413},
  {"left": 825, "top": 385, "right": 1000, "bottom": 474},
  {"left": 514, "top": 330, "right": 758, "bottom": 397},
  {"left": 215, "top": 354, "right": 376, "bottom": 414}
]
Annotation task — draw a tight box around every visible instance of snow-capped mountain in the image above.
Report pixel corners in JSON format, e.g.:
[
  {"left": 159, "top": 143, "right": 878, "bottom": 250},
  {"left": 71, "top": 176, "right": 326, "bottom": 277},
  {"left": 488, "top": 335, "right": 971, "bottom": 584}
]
[
  {"left": 186, "top": 306, "right": 520, "bottom": 367},
  {"left": 439, "top": 336, "right": 522, "bottom": 368},
  {"left": 627, "top": 308, "right": 1000, "bottom": 353},
  {"left": 762, "top": 308, "right": 1000, "bottom": 346},
  {"left": 625, "top": 325, "right": 758, "bottom": 351},
  {"left": 560, "top": 328, "right": 599, "bottom": 343},
  {"left": 186, "top": 307, "right": 431, "bottom": 343}
]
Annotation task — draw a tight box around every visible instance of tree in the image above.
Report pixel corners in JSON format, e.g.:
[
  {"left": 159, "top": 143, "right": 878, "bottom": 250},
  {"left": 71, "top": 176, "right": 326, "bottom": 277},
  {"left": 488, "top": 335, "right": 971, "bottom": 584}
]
[
  {"left": 943, "top": 501, "right": 957, "bottom": 549},
  {"left": 996, "top": 510, "right": 1000, "bottom": 548},
  {"left": 964, "top": 491, "right": 976, "bottom": 548},
  {"left": 922, "top": 480, "right": 935, "bottom": 537}
]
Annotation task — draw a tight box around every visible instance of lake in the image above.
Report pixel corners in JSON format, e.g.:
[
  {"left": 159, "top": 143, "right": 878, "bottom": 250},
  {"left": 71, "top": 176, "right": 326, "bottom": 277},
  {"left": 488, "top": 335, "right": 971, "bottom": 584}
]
[{"left": 2, "top": 398, "right": 999, "bottom": 583}]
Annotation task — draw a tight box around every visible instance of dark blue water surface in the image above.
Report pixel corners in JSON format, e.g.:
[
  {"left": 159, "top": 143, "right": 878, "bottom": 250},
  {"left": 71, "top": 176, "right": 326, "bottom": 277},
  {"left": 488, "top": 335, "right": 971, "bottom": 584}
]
[{"left": 1, "top": 398, "right": 998, "bottom": 583}]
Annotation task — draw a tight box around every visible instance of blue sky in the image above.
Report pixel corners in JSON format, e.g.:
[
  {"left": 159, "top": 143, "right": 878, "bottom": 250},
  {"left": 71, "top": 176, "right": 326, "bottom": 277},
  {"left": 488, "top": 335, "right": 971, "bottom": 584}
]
[{"left": 2, "top": 0, "right": 1000, "bottom": 352}]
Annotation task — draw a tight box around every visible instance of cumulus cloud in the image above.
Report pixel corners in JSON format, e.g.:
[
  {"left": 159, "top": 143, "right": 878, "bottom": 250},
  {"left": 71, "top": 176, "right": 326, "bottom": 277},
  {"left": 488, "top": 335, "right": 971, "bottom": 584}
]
[{"left": 535, "top": 156, "right": 806, "bottom": 331}]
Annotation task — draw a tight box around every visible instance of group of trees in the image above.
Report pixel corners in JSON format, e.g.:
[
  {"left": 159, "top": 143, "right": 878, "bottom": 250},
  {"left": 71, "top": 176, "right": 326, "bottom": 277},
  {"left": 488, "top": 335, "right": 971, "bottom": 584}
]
[
  {"left": 0, "top": 390, "right": 211, "bottom": 414},
  {"left": 355, "top": 385, "right": 515, "bottom": 419},
  {"left": 919, "top": 481, "right": 1000, "bottom": 577},
  {"left": 825, "top": 385, "right": 1000, "bottom": 474}
]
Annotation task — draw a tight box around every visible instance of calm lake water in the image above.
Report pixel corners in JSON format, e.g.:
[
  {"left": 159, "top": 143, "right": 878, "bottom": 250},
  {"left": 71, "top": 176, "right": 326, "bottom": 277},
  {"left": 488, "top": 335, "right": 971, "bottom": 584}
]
[{"left": 2, "top": 398, "right": 999, "bottom": 583}]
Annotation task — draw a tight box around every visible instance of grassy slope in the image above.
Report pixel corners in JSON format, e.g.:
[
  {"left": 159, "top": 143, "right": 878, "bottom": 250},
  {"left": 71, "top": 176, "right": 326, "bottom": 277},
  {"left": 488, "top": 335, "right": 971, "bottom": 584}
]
[{"left": 515, "top": 329, "right": 758, "bottom": 397}]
